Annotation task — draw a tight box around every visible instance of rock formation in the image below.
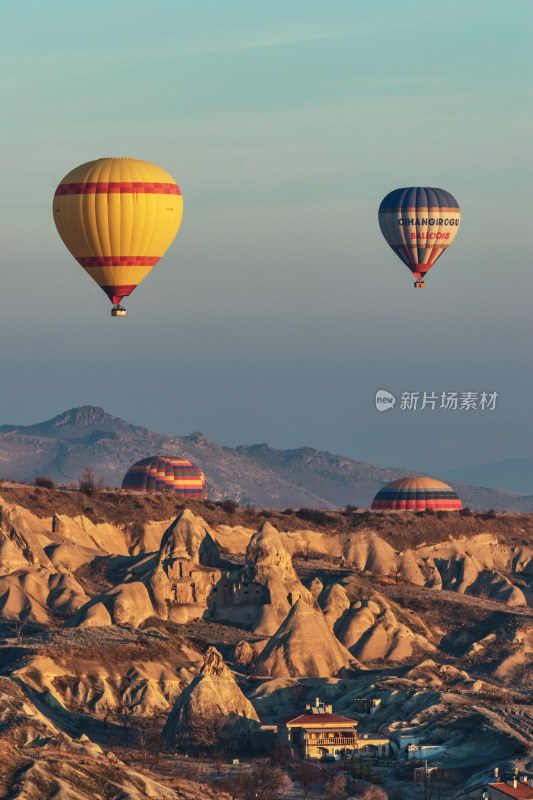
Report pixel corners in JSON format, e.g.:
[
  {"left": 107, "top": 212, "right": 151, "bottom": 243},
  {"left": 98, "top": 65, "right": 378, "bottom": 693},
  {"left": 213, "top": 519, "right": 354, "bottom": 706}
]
[
  {"left": 0, "top": 503, "right": 89, "bottom": 625},
  {"left": 0, "top": 503, "right": 51, "bottom": 567},
  {"left": 158, "top": 510, "right": 221, "bottom": 566},
  {"left": 149, "top": 509, "right": 222, "bottom": 623},
  {"left": 66, "top": 581, "right": 153, "bottom": 628},
  {"left": 69, "top": 509, "right": 223, "bottom": 627},
  {"left": 318, "top": 582, "right": 351, "bottom": 629},
  {"left": 341, "top": 530, "right": 528, "bottom": 607},
  {"left": 163, "top": 647, "right": 259, "bottom": 748},
  {"left": 233, "top": 640, "right": 255, "bottom": 668},
  {"left": 336, "top": 595, "right": 436, "bottom": 662},
  {"left": 308, "top": 576, "right": 323, "bottom": 599},
  {"left": 253, "top": 599, "right": 361, "bottom": 678},
  {"left": 209, "top": 521, "right": 313, "bottom": 634}
]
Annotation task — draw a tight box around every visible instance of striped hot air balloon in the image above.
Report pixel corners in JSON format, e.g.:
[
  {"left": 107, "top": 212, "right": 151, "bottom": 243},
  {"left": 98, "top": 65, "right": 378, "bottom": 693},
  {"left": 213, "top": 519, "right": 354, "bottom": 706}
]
[
  {"left": 53, "top": 158, "right": 183, "bottom": 316},
  {"left": 378, "top": 187, "right": 460, "bottom": 288},
  {"left": 371, "top": 477, "right": 462, "bottom": 511},
  {"left": 122, "top": 457, "right": 207, "bottom": 498}
]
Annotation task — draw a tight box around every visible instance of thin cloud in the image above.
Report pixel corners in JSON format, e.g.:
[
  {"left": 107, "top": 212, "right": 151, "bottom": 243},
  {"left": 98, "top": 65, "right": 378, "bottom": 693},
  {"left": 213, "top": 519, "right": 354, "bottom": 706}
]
[
  {"left": 178, "top": 24, "right": 352, "bottom": 56},
  {"left": 0, "top": 22, "right": 353, "bottom": 82}
]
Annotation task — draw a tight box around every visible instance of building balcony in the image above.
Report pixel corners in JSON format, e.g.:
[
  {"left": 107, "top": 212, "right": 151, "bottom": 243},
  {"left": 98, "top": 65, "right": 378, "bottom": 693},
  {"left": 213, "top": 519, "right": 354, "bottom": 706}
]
[{"left": 309, "top": 737, "right": 357, "bottom": 746}]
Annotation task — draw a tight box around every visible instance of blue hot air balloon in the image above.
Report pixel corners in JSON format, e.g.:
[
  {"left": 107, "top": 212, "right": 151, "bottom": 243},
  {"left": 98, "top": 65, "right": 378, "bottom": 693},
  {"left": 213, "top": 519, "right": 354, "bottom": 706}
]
[{"left": 378, "top": 187, "right": 461, "bottom": 287}]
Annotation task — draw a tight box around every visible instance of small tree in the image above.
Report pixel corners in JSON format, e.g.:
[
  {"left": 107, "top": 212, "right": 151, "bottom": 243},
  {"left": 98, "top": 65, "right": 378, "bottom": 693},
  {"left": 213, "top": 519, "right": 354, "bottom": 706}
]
[
  {"left": 429, "top": 768, "right": 462, "bottom": 799},
  {"left": 78, "top": 466, "right": 104, "bottom": 496},
  {"left": 53, "top": 732, "right": 69, "bottom": 756},
  {"left": 268, "top": 738, "right": 292, "bottom": 765},
  {"left": 100, "top": 701, "right": 114, "bottom": 729},
  {"left": 215, "top": 775, "right": 241, "bottom": 800},
  {"left": 189, "top": 711, "right": 229, "bottom": 752},
  {"left": 293, "top": 761, "right": 323, "bottom": 798},
  {"left": 236, "top": 763, "right": 290, "bottom": 800},
  {"left": 134, "top": 722, "right": 152, "bottom": 767},
  {"left": 186, "top": 710, "right": 231, "bottom": 772},
  {"left": 325, "top": 771, "right": 347, "bottom": 800},
  {"left": 360, "top": 787, "right": 389, "bottom": 800},
  {"left": 117, "top": 702, "right": 133, "bottom": 747},
  {"left": 365, "top": 761, "right": 383, "bottom": 784},
  {"left": 146, "top": 707, "right": 164, "bottom": 767},
  {"left": 13, "top": 620, "right": 25, "bottom": 643}
]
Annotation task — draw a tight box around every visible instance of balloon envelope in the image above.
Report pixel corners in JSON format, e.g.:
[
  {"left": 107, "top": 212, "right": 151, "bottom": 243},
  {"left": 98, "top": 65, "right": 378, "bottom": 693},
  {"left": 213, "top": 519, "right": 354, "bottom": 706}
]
[
  {"left": 122, "top": 456, "right": 207, "bottom": 498},
  {"left": 378, "top": 187, "right": 460, "bottom": 281},
  {"left": 371, "top": 477, "right": 462, "bottom": 511},
  {"left": 53, "top": 157, "right": 183, "bottom": 306}
]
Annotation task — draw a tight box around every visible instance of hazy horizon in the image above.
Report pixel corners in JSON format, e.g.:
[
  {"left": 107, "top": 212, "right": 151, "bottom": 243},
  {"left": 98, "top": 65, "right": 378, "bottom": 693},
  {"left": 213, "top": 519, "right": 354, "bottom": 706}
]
[{"left": 2, "top": 403, "right": 532, "bottom": 485}]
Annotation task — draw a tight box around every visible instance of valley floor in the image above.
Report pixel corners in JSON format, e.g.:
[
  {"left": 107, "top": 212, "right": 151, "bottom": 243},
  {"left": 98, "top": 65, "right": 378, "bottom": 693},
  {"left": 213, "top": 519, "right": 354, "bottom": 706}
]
[{"left": 2, "top": 487, "right": 533, "bottom": 798}]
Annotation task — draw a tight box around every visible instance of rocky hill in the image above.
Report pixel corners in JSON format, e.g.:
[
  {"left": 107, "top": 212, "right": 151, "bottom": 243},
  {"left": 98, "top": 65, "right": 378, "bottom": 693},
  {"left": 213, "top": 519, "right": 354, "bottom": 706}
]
[{"left": 0, "top": 406, "right": 530, "bottom": 511}]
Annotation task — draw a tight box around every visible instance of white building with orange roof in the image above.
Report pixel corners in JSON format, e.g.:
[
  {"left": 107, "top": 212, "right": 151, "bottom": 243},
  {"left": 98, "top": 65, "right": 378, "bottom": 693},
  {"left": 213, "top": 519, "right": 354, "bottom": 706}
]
[
  {"left": 459, "top": 769, "right": 533, "bottom": 799},
  {"left": 277, "top": 698, "right": 389, "bottom": 760}
]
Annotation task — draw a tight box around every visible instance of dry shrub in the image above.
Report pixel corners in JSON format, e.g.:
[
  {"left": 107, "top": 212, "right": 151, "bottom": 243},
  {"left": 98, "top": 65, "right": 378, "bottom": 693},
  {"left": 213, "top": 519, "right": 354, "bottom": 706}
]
[
  {"left": 34, "top": 476, "right": 55, "bottom": 489},
  {"left": 296, "top": 508, "right": 333, "bottom": 525},
  {"left": 0, "top": 480, "right": 531, "bottom": 549},
  {"left": 360, "top": 787, "right": 389, "bottom": 800},
  {"left": 218, "top": 498, "right": 239, "bottom": 514}
]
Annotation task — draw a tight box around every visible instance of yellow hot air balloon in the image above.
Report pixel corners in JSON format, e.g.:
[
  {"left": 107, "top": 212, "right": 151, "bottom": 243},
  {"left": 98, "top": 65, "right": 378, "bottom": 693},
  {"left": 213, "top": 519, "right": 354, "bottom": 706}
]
[{"left": 53, "top": 157, "right": 183, "bottom": 316}]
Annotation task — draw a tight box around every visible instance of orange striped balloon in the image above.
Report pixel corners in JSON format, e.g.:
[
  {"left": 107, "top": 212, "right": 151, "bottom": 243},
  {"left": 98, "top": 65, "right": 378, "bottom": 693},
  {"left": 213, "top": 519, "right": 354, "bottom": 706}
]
[
  {"left": 53, "top": 158, "right": 183, "bottom": 314},
  {"left": 371, "top": 477, "right": 462, "bottom": 511},
  {"left": 122, "top": 456, "right": 207, "bottom": 498}
]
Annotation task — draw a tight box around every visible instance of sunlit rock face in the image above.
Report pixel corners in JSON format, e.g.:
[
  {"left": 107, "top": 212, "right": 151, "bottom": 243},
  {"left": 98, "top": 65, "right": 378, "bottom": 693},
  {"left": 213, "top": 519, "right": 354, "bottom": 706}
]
[
  {"left": 149, "top": 509, "right": 222, "bottom": 623},
  {"left": 69, "top": 509, "right": 223, "bottom": 627},
  {"left": 253, "top": 599, "right": 362, "bottom": 678}
]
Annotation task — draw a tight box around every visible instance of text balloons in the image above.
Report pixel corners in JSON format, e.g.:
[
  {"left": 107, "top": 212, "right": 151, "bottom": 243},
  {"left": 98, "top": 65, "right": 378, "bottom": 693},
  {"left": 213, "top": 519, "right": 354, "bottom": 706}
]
[{"left": 378, "top": 187, "right": 460, "bottom": 287}]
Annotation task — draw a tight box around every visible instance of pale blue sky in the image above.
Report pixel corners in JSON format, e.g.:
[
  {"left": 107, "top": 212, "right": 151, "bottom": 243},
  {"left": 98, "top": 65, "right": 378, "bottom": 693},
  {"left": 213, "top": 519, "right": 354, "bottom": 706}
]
[{"left": 0, "top": 1, "right": 531, "bottom": 472}]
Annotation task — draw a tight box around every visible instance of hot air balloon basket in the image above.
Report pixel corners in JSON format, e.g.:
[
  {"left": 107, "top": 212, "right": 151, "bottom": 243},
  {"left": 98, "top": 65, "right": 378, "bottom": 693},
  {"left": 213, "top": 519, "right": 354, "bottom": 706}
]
[{"left": 111, "top": 306, "right": 127, "bottom": 317}]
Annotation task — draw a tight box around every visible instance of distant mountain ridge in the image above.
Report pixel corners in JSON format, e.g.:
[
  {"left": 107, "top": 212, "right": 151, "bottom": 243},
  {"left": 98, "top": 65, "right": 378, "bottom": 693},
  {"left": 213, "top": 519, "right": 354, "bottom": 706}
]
[{"left": 0, "top": 406, "right": 531, "bottom": 512}]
